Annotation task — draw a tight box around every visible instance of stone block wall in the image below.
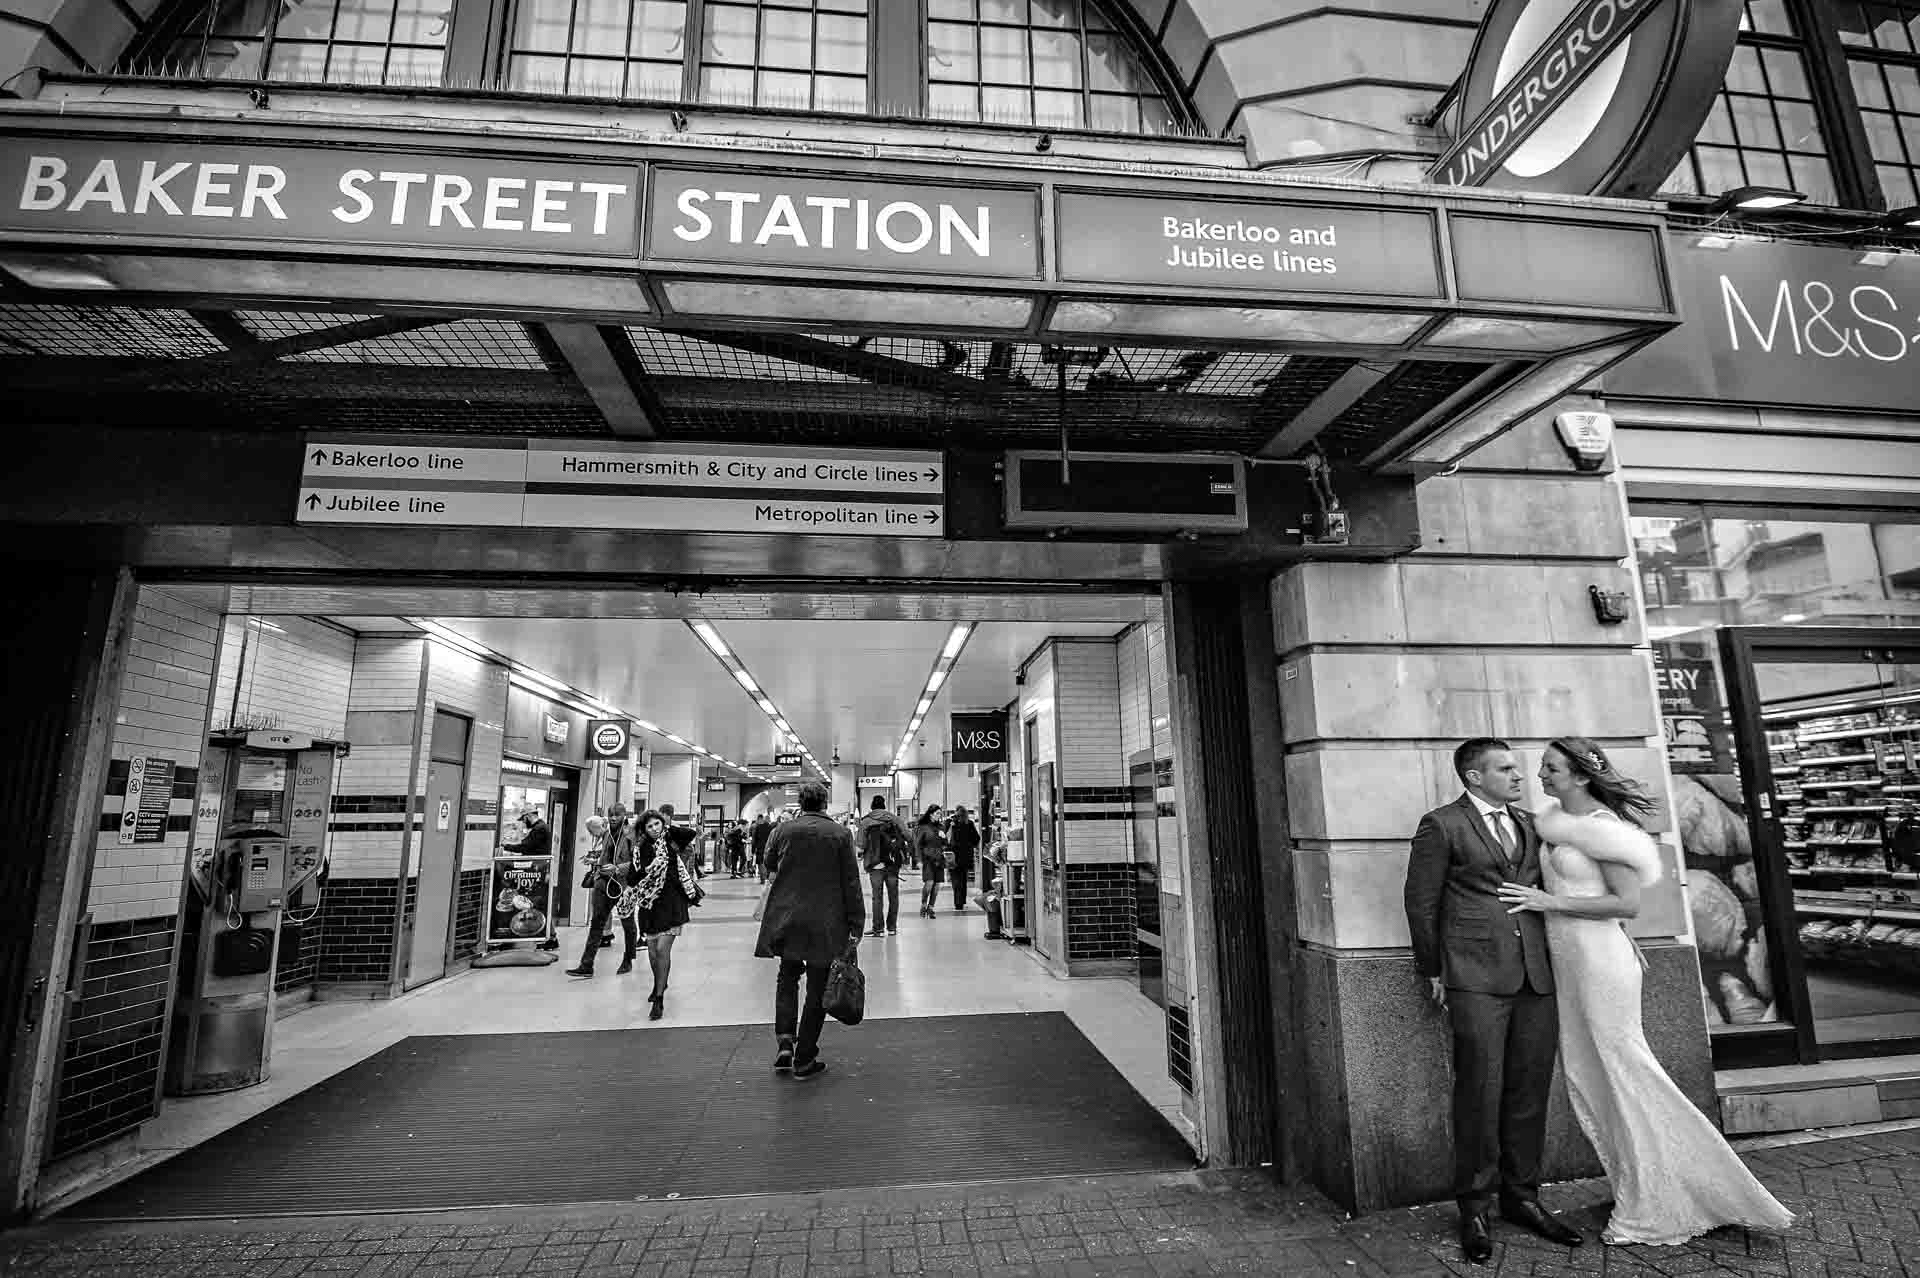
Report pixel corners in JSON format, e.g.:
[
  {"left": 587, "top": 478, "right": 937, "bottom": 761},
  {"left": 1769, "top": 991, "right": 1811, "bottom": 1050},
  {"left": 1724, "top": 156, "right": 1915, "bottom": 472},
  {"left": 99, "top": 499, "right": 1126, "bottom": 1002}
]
[{"left": 1269, "top": 400, "right": 1709, "bottom": 1212}]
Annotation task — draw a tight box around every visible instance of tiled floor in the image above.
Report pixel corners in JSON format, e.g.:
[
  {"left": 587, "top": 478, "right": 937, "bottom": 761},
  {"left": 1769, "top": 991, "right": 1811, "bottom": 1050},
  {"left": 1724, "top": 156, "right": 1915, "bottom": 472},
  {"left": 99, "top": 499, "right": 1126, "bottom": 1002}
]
[{"left": 45, "top": 869, "right": 1191, "bottom": 1215}]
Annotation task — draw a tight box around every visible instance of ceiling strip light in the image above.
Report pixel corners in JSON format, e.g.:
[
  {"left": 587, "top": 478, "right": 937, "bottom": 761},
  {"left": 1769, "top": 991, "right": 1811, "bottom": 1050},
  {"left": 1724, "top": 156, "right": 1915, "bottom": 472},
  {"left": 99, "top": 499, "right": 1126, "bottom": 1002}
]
[
  {"left": 684, "top": 618, "right": 831, "bottom": 781},
  {"left": 889, "top": 623, "right": 977, "bottom": 773}
]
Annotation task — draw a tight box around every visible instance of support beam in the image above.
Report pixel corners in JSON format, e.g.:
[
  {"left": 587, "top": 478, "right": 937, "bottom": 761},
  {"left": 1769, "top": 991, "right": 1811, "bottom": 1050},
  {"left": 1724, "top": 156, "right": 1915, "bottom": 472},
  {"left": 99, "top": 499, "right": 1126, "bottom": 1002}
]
[
  {"left": 1256, "top": 361, "right": 1392, "bottom": 459},
  {"left": 178, "top": 315, "right": 446, "bottom": 368},
  {"left": 544, "top": 323, "right": 661, "bottom": 438},
  {"left": 188, "top": 310, "right": 260, "bottom": 351},
  {"left": 1357, "top": 362, "right": 1522, "bottom": 470},
  {"left": 676, "top": 329, "right": 993, "bottom": 401}
]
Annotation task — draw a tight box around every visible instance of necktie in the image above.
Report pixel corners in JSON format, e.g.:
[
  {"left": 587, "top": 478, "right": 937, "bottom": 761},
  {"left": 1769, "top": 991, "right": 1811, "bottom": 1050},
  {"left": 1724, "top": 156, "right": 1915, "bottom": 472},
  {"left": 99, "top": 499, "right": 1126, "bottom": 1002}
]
[{"left": 1492, "top": 810, "right": 1518, "bottom": 864}]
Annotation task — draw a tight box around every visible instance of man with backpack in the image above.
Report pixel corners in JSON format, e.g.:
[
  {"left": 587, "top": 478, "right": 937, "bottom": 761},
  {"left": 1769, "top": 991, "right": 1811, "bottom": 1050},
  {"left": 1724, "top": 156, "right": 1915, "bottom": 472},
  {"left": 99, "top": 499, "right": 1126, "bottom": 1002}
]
[{"left": 855, "top": 795, "right": 910, "bottom": 937}]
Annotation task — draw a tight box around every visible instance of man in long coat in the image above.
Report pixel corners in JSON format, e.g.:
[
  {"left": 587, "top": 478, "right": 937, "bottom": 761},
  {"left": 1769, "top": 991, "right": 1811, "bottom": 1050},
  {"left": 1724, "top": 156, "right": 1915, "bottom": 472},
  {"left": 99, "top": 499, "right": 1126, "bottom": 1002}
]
[{"left": 755, "top": 779, "right": 864, "bottom": 1079}]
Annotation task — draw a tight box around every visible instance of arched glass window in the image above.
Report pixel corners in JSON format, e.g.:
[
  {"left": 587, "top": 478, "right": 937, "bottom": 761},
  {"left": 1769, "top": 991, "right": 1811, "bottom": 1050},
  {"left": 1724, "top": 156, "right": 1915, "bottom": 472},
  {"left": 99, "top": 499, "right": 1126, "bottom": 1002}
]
[
  {"left": 133, "top": 0, "right": 1185, "bottom": 136},
  {"left": 925, "top": 0, "right": 1175, "bottom": 133},
  {"left": 695, "top": 0, "right": 869, "bottom": 112},
  {"left": 150, "top": 0, "right": 451, "bottom": 85}
]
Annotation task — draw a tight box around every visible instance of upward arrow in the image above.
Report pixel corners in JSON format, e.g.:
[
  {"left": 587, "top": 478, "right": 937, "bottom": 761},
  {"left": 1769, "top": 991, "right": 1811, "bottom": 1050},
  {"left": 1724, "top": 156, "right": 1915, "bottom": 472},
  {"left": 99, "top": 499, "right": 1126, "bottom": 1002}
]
[
  {"left": 311, "top": 448, "right": 327, "bottom": 465},
  {"left": 304, "top": 493, "right": 321, "bottom": 510}
]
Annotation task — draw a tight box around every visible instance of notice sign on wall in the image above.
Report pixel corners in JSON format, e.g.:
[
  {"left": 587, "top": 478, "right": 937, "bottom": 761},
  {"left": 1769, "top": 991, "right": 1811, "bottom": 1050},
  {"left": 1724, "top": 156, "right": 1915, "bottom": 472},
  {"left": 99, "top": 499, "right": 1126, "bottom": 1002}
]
[
  {"left": 298, "top": 437, "right": 946, "bottom": 537},
  {"left": 120, "top": 754, "right": 177, "bottom": 845}
]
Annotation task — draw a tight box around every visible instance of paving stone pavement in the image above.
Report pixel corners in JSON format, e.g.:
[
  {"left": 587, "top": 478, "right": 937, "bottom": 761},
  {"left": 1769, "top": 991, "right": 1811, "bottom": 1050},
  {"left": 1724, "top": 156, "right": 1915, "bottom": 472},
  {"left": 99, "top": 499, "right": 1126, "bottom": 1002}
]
[{"left": 1, "top": 1125, "right": 1916, "bottom": 1277}]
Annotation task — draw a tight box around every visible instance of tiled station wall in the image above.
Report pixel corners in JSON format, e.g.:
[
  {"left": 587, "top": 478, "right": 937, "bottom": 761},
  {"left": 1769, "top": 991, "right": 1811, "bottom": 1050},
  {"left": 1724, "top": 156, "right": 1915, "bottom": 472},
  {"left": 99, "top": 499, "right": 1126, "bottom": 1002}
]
[
  {"left": 56, "top": 586, "right": 218, "bottom": 1159},
  {"left": 1269, "top": 399, "right": 1701, "bottom": 1211}
]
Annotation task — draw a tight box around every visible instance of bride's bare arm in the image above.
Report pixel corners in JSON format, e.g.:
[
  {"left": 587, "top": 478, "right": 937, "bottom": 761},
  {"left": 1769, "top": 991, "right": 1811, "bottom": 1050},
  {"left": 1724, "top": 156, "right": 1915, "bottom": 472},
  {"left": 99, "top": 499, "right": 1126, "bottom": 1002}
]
[{"left": 1498, "top": 861, "right": 1642, "bottom": 919}]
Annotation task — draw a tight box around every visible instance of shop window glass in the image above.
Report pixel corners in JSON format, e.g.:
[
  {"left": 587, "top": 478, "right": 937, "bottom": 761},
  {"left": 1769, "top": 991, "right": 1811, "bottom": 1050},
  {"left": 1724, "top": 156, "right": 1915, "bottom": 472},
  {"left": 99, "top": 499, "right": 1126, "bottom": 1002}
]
[
  {"left": 505, "top": 0, "right": 686, "bottom": 97},
  {"left": 695, "top": 0, "right": 869, "bottom": 112},
  {"left": 926, "top": 0, "right": 1176, "bottom": 135},
  {"left": 1633, "top": 507, "right": 1920, "bottom": 1045}
]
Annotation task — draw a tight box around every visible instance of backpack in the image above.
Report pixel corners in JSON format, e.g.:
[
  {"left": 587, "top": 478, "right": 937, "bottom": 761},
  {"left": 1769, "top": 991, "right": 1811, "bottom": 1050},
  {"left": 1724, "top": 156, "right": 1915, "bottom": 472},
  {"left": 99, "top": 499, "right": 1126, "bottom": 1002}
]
[{"left": 862, "top": 819, "right": 909, "bottom": 871}]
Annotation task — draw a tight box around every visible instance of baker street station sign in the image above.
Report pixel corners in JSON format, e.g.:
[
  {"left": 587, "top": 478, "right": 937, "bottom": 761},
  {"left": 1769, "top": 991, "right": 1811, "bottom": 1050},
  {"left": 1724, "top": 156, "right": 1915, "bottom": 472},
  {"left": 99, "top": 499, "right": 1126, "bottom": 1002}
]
[{"left": 1434, "top": 0, "right": 1744, "bottom": 198}]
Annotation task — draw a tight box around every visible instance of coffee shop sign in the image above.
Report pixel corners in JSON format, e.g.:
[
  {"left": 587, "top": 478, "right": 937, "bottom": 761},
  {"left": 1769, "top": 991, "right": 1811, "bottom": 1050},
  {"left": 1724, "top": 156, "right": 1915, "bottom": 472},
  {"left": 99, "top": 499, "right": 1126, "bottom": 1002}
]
[{"left": 1721, "top": 273, "right": 1920, "bottom": 364}]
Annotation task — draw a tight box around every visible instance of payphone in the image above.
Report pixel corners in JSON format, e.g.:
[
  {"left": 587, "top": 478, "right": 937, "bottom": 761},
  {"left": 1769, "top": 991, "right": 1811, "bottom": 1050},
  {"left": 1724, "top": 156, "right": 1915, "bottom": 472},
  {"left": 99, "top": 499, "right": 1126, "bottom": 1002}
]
[{"left": 168, "top": 730, "right": 344, "bottom": 1095}]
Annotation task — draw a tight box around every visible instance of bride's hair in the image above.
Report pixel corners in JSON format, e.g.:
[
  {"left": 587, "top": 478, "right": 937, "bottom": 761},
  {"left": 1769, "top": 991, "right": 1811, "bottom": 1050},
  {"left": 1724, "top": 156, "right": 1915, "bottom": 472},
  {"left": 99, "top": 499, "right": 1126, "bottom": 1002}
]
[{"left": 1549, "top": 737, "right": 1659, "bottom": 826}]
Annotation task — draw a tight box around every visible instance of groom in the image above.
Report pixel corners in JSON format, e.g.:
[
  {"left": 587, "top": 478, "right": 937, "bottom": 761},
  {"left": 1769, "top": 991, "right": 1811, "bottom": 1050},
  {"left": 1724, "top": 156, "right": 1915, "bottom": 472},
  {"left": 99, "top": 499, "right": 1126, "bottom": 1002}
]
[{"left": 1404, "top": 738, "right": 1584, "bottom": 1263}]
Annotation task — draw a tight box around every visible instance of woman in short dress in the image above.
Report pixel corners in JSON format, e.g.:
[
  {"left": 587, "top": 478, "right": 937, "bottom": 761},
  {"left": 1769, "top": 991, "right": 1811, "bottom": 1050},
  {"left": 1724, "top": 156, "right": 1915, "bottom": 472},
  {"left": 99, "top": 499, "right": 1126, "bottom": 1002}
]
[
  {"left": 626, "top": 809, "right": 703, "bottom": 1020},
  {"left": 1498, "top": 738, "right": 1794, "bottom": 1246}
]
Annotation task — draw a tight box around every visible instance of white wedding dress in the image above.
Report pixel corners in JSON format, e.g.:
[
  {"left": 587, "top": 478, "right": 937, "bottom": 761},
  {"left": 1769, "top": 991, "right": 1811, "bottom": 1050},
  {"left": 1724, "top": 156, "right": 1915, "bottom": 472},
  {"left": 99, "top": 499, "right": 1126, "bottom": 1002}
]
[{"left": 1534, "top": 802, "right": 1795, "bottom": 1246}]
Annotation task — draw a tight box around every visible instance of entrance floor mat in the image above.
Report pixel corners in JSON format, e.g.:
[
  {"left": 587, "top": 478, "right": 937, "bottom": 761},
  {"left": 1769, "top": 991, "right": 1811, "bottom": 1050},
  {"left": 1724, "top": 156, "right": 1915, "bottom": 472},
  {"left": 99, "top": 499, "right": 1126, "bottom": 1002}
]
[{"left": 59, "top": 1012, "right": 1194, "bottom": 1219}]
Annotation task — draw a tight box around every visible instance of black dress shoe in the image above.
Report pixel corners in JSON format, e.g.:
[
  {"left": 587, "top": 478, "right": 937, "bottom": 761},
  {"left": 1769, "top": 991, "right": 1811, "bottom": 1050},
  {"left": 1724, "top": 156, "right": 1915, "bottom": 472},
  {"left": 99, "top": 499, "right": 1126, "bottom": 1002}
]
[
  {"left": 1501, "top": 1201, "right": 1583, "bottom": 1246},
  {"left": 1460, "top": 1213, "right": 1493, "bottom": 1264}
]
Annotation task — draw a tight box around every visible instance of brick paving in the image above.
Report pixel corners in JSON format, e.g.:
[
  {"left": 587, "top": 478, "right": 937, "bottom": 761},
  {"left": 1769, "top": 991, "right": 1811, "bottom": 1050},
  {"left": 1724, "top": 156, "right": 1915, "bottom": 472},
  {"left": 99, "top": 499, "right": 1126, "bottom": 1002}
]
[{"left": 1, "top": 1124, "right": 1916, "bottom": 1277}]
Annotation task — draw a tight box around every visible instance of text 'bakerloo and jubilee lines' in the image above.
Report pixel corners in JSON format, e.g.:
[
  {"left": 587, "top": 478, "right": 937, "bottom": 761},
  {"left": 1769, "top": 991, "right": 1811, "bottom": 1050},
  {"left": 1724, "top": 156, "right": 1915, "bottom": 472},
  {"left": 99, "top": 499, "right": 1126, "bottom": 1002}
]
[{"left": 296, "top": 440, "right": 946, "bottom": 538}]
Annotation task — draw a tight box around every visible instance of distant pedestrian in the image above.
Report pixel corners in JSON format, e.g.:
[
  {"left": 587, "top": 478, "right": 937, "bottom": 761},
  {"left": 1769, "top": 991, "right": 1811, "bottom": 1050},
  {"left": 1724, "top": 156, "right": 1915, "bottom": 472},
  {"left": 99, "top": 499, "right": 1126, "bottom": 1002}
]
[
  {"left": 566, "top": 805, "right": 637, "bottom": 978},
  {"left": 751, "top": 813, "right": 773, "bottom": 882},
  {"left": 727, "top": 820, "right": 748, "bottom": 877},
  {"left": 947, "top": 806, "right": 980, "bottom": 912},
  {"left": 914, "top": 805, "right": 948, "bottom": 918},
  {"left": 856, "top": 795, "right": 911, "bottom": 937},
  {"left": 754, "top": 780, "right": 864, "bottom": 1079}
]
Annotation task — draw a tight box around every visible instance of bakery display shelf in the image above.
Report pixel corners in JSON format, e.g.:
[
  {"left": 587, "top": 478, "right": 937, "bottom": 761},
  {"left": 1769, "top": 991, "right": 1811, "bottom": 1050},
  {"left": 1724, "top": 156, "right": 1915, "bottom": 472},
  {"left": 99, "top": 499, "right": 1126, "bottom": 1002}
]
[
  {"left": 1889, "top": 784, "right": 1920, "bottom": 794},
  {"left": 1804, "top": 805, "right": 1887, "bottom": 814},
  {"left": 1785, "top": 841, "right": 1809, "bottom": 849},
  {"left": 1800, "top": 754, "right": 1879, "bottom": 767},
  {"left": 1800, "top": 781, "right": 1883, "bottom": 791},
  {"left": 1798, "top": 724, "right": 1920, "bottom": 744},
  {"left": 1772, "top": 765, "right": 1803, "bottom": 776},
  {"left": 1795, "top": 901, "right": 1920, "bottom": 924},
  {"left": 1807, "top": 837, "right": 1884, "bottom": 846},
  {"left": 1790, "top": 865, "right": 1892, "bottom": 877}
]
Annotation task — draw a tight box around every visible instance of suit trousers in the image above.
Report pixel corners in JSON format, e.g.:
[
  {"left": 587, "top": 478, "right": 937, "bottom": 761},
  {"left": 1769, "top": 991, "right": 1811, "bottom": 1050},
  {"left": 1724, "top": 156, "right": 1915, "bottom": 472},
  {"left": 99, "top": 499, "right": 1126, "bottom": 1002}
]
[
  {"left": 1447, "top": 985, "right": 1559, "bottom": 1213},
  {"left": 774, "top": 958, "right": 831, "bottom": 1061}
]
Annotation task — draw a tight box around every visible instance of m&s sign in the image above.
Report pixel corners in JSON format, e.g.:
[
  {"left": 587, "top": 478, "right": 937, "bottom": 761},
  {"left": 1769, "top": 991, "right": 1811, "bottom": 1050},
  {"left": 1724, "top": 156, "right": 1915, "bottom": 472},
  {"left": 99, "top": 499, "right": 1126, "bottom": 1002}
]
[{"left": 950, "top": 713, "right": 1008, "bottom": 764}]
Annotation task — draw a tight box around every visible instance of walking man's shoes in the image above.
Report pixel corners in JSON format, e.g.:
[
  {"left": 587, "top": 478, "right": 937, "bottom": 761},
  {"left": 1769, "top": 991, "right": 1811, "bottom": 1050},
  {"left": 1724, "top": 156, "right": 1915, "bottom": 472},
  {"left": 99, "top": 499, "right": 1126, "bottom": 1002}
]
[
  {"left": 1460, "top": 1212, "right": 1493, "bottom": 1264},
  {"left": 564, "top": 965, "right": 592, "bottom": 979},
  {"left": 773, "top": 1040, "right": 794, "bottom": 1072},
  {"left": 1501, "top": 1201, "right": 1583, "bottom": 1246},
  {"left": 616, "top": 957, "right": 633, "bottom": 974},
  {"left": 792, "top": 1056, "right": 826, "bottom": 1080}
]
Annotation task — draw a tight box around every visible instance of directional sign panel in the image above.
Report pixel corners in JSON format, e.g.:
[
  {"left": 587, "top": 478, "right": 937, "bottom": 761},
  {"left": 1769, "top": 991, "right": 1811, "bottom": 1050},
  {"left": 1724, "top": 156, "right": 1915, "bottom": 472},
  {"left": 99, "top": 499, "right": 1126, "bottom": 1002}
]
[{"left": 299, "top": 437, "right": 946, "bottom": 537}]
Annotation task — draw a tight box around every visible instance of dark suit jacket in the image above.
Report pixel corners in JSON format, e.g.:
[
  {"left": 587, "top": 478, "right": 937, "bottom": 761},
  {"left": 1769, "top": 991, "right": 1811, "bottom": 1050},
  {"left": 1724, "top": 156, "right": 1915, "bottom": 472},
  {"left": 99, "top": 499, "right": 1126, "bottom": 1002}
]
[
  {"left": 755, "top": 813, "right": 865, "bottom": 964},
  {"left": 1404, "top": 794, "right": 1554, "bottom": 995}
]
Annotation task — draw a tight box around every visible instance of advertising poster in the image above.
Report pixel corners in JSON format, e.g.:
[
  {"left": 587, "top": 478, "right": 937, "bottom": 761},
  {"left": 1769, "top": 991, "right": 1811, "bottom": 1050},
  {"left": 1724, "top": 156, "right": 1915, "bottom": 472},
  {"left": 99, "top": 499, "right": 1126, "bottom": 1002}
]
[
  {"left": 486, "top": 855, "right": 555, "bottom": 944},
  {"left": 1652, "top": 643, "right": 1734, "bottom": 774}
]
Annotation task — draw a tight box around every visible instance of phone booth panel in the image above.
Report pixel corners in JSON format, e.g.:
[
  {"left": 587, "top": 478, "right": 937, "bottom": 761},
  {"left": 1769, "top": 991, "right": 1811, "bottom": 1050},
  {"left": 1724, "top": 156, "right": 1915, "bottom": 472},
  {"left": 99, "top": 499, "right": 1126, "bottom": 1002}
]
[{"left": 167, "top": 733, "right": 342, "bottom": 1095}]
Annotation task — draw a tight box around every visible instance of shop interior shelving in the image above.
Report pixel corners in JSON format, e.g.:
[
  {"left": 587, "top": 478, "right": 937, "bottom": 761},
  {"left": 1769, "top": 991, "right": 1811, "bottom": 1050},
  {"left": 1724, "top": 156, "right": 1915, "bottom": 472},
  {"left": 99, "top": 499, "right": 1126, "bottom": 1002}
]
[{"left": 1766, "top": 689, "right": 1920, "bottom": 970}]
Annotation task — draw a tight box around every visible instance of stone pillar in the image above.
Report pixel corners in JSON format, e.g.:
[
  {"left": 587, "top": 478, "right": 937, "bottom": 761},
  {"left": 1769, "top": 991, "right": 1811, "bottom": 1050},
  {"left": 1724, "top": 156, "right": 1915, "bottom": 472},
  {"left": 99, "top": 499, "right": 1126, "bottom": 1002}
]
[{"left": 1272, "top": 402, "right": 1712, "bottom": 1211}]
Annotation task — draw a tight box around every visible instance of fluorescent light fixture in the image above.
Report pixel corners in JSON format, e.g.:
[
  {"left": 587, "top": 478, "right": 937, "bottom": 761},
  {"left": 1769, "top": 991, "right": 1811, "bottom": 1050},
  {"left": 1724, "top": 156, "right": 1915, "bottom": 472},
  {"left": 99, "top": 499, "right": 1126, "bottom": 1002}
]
[
  {"left": 926, "top": 670, "right": 947, "bottom": 693},
  {"left": 634, "top": 719, "right": 660, "bottom": 732},
  {"left": 509, "top": 668, "right": 571, "bottom": 697},
  {"left": 1711, "top": 185, "right": 1805, "bottom": 212},
  {"left": 775, "top": 719, "right": 791, "bottom": 732},
  {"left": 244, "top": 617, "right": 287, "bottom": 635},
  {"left": 413, "top": 619, "right": 492, "bottom": 657},
  {"left": 1857, "top": 250, "right": 1898, "bottom": 268},
  {"left": 1780, "top": 613, "right": 1808, "bottom": 623},
  {"left": 941, "top": 625, "right": 972, "bottom": 660},
  {"left": 756, "top": 697, "right": 776, "bottom": 714},
  {"left": 689, "top": 621, "right": 729, "bottom": 657},
  {"left": 916, "top": 699, "right": 932, "bottom": 715},
  {"left": 1889, "top": 206, "right": 1920, "bottom": 229},
  {"left": 1694, "top": 234, "right": 1744, "bottom": 250},
  {"left": 733, "top": 670, "right": 759, "bottom": 692}
]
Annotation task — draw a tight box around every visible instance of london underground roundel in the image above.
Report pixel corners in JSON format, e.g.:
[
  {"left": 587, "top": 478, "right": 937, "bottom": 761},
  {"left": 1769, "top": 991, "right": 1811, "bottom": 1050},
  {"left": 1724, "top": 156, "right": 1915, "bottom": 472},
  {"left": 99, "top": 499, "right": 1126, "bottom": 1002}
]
[{"left": 1433, "top": 0, "right": 1743, "bottom": 198}]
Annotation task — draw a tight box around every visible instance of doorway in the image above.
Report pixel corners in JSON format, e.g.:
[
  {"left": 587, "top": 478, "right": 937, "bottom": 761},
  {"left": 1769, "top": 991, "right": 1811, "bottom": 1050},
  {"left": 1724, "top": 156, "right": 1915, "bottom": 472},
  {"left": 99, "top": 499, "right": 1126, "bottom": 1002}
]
[
  {"left": 405, "top": 711, "right": 470, "bottom": 990},
  {"left": 1721, "top": 627, "right": 1920, "bottom": 1063}
]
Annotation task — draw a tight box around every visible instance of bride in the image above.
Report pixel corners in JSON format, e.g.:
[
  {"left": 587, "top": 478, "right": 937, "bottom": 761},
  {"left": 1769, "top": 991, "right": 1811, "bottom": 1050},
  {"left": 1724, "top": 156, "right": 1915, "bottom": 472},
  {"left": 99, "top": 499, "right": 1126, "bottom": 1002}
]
[{"left": 1497, "top": 738, "right": 1794, "bottom": 1246}]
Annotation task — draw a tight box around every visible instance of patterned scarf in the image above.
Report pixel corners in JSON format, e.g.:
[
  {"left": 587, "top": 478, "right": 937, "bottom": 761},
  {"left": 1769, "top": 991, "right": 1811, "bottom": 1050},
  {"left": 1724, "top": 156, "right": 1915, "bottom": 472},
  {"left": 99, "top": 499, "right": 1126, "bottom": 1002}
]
[{"left": 617, "top": 835, "right": 696, "bottom": 917}]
